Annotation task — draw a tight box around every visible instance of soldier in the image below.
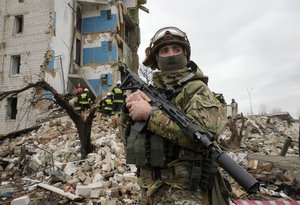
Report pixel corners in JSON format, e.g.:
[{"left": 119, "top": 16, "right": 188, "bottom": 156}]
[
  {"left": 80, "top": 88, "right": 92, "bottom": 111},
  {"left": 119, "top": 27, "right": 231, "bottom": 204},
  {"left": 112, "top": 80, "right": 124, "bottom": 113}
]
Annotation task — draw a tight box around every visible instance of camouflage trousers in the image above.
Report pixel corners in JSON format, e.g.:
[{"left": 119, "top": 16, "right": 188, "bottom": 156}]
[{"left": 141, "top": 185, "right": 206, "bottom": 205}]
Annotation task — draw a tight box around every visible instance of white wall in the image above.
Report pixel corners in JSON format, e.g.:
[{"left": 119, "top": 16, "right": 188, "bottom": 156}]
[
  {"left": 0, "top": 0, "right": 52, "bottom": 134},
  {"left": 44, "top": 0, "right": 74, "bottom": 94}
]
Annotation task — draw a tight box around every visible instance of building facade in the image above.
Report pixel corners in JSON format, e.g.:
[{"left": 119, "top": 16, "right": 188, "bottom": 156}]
[{"left": 0, "top": 0, "right": 147, "bottom": 135}]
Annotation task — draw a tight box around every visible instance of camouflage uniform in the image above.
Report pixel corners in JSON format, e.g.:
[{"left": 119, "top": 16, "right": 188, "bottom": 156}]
[
  {"left": 120, "top": 68, "right": 231, "bottom": 205},
  {"left": 119, "top": 27, "right": 231, "bottom": 205}
]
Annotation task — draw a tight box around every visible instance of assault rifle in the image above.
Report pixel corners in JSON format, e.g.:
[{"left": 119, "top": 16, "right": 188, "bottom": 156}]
[{"left": 120, "top": 69, "right": 260, "bottom": 193}]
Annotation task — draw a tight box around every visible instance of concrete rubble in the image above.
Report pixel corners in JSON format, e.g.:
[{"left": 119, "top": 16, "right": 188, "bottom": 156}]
[
  {"left": 0, "top": 111, "right": 299, "bottom": 204},
  {"left": 219, "top": 114, "right": 300, "bottom": 200}
]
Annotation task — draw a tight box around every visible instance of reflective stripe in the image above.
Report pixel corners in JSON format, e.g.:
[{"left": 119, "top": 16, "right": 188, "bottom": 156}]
[
  {"left": 105, "top": 100, "right": 113, "bottom": 105},
  {"left": 113, "top": 100, "right": 124, "bottom": 103},
  {"left": 113, "top": 88, "right": 122, "bottom": 94}
]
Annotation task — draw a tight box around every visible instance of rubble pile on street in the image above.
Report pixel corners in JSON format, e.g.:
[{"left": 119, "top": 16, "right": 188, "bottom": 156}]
[
  {"left": 0, "top": 111, "right": 299, "bottom": 204},
  {"left": 0, "top": 114, "right": 139, "bottom": 205},
  {"left": 219, "top": 114, "right": 300, "bottom": 200}
]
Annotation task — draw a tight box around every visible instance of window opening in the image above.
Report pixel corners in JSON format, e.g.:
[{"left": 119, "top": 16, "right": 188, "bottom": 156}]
[
  {"left": 125, "top": 25, "right": 130, "bottom": 45},
  {"left": 108, "top": 41, "right": 112, "bottom": 52},
  {"left": 11, "top": 55, "right": 21, "bottom": 75},
  {"left": 101, "top": 74, "right": 108, "bottom": 85},
  {"left": 107, "top": 10, "right": 111, "bottom": 20},
  {"left": 75, "top": 39, "right": 81, "bottom": 65},
  {"left": 7, "top": 96, "right": 18, "bottom": 120},
  {"left": 14, "top": 15, "right": 24, "bottom": 34},
  {"left": 76, "top": 8, "right": 82, "bottom": 32}
]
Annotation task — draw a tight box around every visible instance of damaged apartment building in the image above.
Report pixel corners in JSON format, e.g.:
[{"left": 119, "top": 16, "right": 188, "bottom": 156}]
[{"left": 0, "top": 0, "right": 148, "bottom": 135}]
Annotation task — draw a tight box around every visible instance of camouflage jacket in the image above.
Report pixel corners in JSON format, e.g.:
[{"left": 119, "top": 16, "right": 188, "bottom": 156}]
[
  {"left": 148, "top": 67, "right": 227, "bottom": 151},
  {"left": 119, "top": 67, "right": 229, "bottom": 204}
]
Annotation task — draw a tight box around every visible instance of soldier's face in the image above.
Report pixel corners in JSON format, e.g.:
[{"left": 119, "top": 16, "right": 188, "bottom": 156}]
[{"left": 158, "top": 44, "right": 183, "bottom": 57}]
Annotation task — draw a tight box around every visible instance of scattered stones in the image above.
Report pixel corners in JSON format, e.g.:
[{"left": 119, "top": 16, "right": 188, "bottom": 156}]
[{"left": 0, "top": 111, "right": 299, "bottom": 203}]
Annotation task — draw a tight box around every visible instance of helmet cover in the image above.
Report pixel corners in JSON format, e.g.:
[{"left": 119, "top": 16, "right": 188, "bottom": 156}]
[{"left": 143, "top": 27, "right": 191, "bottom": 70}]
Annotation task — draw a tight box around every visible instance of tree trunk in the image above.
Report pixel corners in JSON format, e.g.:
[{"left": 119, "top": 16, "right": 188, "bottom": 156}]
[
  {"left": 228, "top": 118, "right": 240, "bottom": 147},
  {"left": 76, "top": 121, "right": 92, "bottom": 158},
  {"left": 0, "top": 80, "right": 99, "bottom": 159}
]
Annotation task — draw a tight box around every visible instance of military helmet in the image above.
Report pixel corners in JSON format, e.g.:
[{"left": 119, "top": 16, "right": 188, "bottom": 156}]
[{"left": 143, "top": 26, "right": 191, "bottom": 70}]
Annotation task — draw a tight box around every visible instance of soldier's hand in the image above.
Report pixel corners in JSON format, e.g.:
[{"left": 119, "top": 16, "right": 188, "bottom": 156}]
[
  {"left": 126, "top": 100, "right": 152, "bottom": 121},
  {"left": 125, "top": 90, "right": 151, "bottom": 104}
]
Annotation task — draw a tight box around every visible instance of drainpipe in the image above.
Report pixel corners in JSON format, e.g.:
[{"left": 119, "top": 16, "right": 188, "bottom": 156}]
[
  {"left": 59, "top": 56, "right": 66, "bottom": 94},
  {"left": 53, "top": 55, "right": 66, "bottom": 95}
]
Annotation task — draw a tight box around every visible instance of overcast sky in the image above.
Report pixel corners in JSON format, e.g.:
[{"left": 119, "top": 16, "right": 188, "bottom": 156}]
[{"left": 137, "top": 0, "right": 300, "bottom": 118}]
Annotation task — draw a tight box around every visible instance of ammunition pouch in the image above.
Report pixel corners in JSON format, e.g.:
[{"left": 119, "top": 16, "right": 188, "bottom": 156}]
[
  {"left": 125, "top": 123, "right": 218, "bottom": 192},
  {"left": 199, "top": 154, "right": 219, "bottom": 191},
  {"left": 188, "top": 161, "right": 202, "bottom": 190},
  {"left": 126, "top": 122, "right": 150, "bottom": 167},
  {"left": 150, "top": 134, "right": 165, "bottom": 167},
  {"left": 126, "top": 123, "right": 178, "bottom": 168}
]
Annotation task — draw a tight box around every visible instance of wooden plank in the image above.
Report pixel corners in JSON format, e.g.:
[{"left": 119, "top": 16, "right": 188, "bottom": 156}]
[{"left": 247, "top": 154, "right": 300, "bottom": 169}]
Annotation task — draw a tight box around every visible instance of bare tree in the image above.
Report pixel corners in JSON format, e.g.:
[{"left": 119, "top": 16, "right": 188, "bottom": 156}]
[
  {"left": 271, "top": 107, "right": 282, "bottom": 114},
  {"left": 258, "top": 104, "right": 267, "bottom": 115},
  {"left": 0, "top": 80, "right": 100, "bottom": 159},
  {"left": 219, "top": 114, "right": 246, "bottom": 149},
  {"left": 138, "top": 64, "right": 153, "bottom": 84}
]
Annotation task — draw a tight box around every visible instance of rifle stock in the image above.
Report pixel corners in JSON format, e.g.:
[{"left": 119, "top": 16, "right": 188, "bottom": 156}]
[{"left": 120, "top": 69, "right": 260, "bottom": 193}]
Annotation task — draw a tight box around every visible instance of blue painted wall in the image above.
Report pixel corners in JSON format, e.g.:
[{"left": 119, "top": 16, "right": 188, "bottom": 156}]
[
  {"left": 82, "top": 10, "right": 117, "bottom": 33},
  {"left": 88, "top": 73, "right": 112, "bottom": 97},
  {"left": 83, "top": 41, "right": 117, "bottom": 64}
]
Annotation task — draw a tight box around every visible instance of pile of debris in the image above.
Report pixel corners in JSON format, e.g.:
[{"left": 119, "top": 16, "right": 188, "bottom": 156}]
[
  {"left": 219, "top": 114, "right": 300, "bottom": 200},
  {"left": 0, "top": 111, "right": 299, "bottom": 204},
  {"left": 0, "top": 114, "right": 139, "bottom": 204}
]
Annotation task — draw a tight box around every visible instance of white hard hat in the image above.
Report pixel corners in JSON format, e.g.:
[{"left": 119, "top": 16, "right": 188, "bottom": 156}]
[{"left": 117, "top": 80, "right": 121, "bottom": 84}]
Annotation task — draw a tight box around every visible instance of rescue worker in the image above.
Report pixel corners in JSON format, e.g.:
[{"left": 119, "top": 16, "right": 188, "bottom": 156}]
[
  {"left": 100, "top": 92, "right": 113, "bottom": 116},
  {"left": 80, "top": 88, "right": 92, "bottom": 111},
  {"left": 73, "top": 87, "right": 83, "bottom": 112},
  {"left": 230, "top": 98, "right": 238, "bottom": 119},
  {"left": 112, "top": 80, "right": 124, "bottom": 113},
  {"left": 119, "top": 27, "right": 231, "bottom": 204}
]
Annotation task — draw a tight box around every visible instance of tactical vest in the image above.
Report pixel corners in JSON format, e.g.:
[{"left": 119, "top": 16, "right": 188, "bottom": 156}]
[{"left": 126, "top": 121, "right": 220, "bottom": 192}]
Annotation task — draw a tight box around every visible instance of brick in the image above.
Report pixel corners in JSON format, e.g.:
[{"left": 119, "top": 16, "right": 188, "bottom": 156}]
[{"left": 11, "top": 195, "right": 30, "bottom": 205}]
